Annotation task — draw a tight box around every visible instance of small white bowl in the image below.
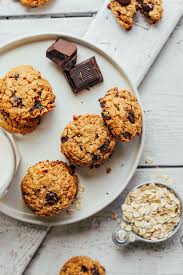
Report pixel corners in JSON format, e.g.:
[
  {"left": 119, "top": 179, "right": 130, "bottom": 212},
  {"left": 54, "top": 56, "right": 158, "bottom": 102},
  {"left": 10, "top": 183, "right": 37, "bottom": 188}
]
[
  {"left": 112, "top": 182, "right": 182, "bottom": 246},
  {"left": 0, "top": 129, "right": 20, "bottom": 198}
]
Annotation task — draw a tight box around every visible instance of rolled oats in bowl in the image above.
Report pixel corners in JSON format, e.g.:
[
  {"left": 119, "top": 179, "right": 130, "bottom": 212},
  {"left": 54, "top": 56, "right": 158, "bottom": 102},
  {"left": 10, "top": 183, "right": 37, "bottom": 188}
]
[{"left": 121, "top": 183, "right": 182, "bottom": 241}]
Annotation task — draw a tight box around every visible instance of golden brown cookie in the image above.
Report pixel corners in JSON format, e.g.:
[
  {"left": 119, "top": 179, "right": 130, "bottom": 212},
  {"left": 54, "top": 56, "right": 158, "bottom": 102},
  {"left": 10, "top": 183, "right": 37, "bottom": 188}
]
[
  {"left": 0, "top": 110, "right": 40, "bottom": 134},
  {"left": 138, "top": 0, "right": 163, "bottom": 24},
  {"left": 20, "top": 0, "right": 49, "bottom": 7},
  {"left": 60, "top": 256, "right": 106, "bottom": 275},
  {"left": 21, "top": 161, "right": 78, "bottom": 217},
  {"left": 99, "top": 88, "right": 142, "bottom": 142},
  {"left": 0, "top": 65, "right": 55, "bottom": 121},
  {"left": 61, "top": 114, "right": 116, "bottom": 167},
  {"left": 108, "top": 0, "right": 138, "bottom": 30}
]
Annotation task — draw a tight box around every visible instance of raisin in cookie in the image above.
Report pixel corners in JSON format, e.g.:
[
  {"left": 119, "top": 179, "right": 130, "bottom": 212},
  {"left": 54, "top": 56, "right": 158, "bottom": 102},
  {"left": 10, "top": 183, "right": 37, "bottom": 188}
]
[
  {"left": 0, "top": 65, "right": 55, "bottom": 121},
  {"left": 108, "top": 0, "right": 138, "bottom": 30},
  {"left": 21, "top": 161, "right": 78, "bottom": 217},
  {"left": 20, "top": 0, "right": 49, "bottom": 7},
  {"left": 138, "top": 0, "right": 163, "bottom": 24},
  {"left": 99, "top": 88, "right": 142, "bottom": 142},
  {"left": 60, "top": 256, "right": 106, "bottom": 275},
  {"left": 61, "top": 114, "right": 116, "bottom": 167},
  {"left": 0, "top": 110, "right": 40, "bottom": 134}
]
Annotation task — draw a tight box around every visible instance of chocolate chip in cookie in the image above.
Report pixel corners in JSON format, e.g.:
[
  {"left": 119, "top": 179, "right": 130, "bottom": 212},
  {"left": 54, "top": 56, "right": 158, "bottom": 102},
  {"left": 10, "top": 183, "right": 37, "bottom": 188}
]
[
  {"left": 92, "top": 268, "right": 100, "bottom": 275},
  {"left": 116, "top": 0, "right": 131, "bottom": 6},
  {"left": 46, "top": 192, "right": 59, "bottom": 205}
]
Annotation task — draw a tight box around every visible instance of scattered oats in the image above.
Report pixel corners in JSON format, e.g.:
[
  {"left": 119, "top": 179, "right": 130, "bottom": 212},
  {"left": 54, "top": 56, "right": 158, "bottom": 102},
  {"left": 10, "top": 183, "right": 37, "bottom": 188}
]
[
  {"left": 156, "top": 174, "right": 174, "bottom": 186},
  {"left": 79, "top": 185, "right": 85, "bottom": 193},
  {"left": 76, "top": 200, "right": 81, "bottom": 210},
  {"left": 121, "top": 183, "right": 181, "bottom": 241}
]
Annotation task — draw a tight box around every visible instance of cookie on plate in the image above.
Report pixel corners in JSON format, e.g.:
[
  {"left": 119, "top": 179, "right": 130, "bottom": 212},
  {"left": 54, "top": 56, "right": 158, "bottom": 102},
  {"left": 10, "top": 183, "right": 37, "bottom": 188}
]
[
  {"left": 61, "top": 114, "right": 116, "bottom": 167},
  {"left": 99, "top": 88, "right": 142, "bottom": 142},
  {"left": 0, "top": 65, "right": 55, "bottom": 121},
  {"left": 21, "top": 161, "right": 78, "bottom": 217},
  {"left": 60, "top": 256, "right": 106, "bottom": 275},
  {"left": 108, "top": 0, "right": 138, "bottom": 30},
  {"left": 138, "top": 0, "right": 163, "bottom": 24},
  {"left": 20, "top": 0, "right": 49, "bottom": 7},
  {"left": 0, "top": 110, "right": 40, "bottom": 134}
]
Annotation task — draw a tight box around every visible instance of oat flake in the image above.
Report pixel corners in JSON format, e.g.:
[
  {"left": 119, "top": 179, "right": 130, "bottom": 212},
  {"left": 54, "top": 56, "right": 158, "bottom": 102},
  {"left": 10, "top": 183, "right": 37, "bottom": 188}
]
[{"left": 121, "top": 183, "right": 181, "bottom": 240}]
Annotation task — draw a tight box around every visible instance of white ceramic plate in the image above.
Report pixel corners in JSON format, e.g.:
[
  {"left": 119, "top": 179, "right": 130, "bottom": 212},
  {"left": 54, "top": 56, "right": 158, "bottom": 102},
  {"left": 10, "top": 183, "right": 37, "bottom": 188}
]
[{"left": 0, "top": 33, "right": 145, "bottom": 225}]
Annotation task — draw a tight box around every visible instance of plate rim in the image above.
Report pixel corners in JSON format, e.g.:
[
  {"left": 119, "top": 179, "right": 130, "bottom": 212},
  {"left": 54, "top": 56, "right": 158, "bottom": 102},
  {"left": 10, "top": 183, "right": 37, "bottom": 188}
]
[{"left": 0, "top": 32, "right": 145, "bottom": 226}]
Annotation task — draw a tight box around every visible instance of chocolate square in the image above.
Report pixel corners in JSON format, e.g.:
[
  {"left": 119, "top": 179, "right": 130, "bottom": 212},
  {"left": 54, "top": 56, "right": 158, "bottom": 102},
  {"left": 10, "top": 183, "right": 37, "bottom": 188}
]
[
  {"left": 46, "top": 38, "right": 77, "bottom": 70},
  {"left": 64, "top": 56, "right": 103, "bottom": 93}
]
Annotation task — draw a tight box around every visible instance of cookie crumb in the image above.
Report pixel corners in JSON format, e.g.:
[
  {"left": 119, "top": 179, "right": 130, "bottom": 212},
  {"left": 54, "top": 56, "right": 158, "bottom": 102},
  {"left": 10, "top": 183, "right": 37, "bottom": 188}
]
[
  {"left": 145, "top": 158, "right": 154, "bottom": 165},
  {"left": 106, "top": 167, "right": 112, "bottom": 174},
  {"left": 111, "top": 212, "right": 117, "bottom": 220}
]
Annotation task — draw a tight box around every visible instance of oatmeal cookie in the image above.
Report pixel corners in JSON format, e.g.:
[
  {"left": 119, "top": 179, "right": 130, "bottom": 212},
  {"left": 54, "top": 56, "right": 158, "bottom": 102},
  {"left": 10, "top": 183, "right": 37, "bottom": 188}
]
[
  {"left": 108, "top": 0, "right": 138, "bottom": 30},
  {"left": 21, "top": 161, "right": 78, "bottom": 217},
  {"left": 138, "top": 0, "right": 163, "bottom": 24},
  {"left": 99, "top": 88, "right": 142, "bottom": 142},
  {"left": 0, "top": 65, "right": 55, "bottom": 121},
  {"left": 20, "top": 0, "right": 49, "bottom": 7},
  {"left": 0, "top": 110, "right": 40, "bottom": 134},
  {"left": 61, "top": 114, "right": 116, "bottom": 167},
  {"left": 60, "top": 256, "right": 106, "bottom": 275}
]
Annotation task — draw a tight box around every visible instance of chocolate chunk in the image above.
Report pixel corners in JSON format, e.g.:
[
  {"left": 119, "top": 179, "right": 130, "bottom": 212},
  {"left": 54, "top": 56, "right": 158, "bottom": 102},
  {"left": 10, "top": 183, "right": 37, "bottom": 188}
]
[
  {"left": 46, "top": 38, "right": 77, "bottom": 70},
  {"left": 123, "top": 132, "right": 132, "bottom": 139},
  {"left": 61, "top": 136, "right": 68, "bottom": 143},
  {"left": 128, "top": 111, "right": 135, "bottom": 123},
  {"left": 92, "top": 268, "right": 100, "bottom": 275},
  {"left": 69, "top": 165, "right": 76, "bottom": 175},
  {"left": 116, "top": 0, "right": 131, "bottom": 6},
  {"left": 107, "top": 3, "right": 111, "bottom": 9},
  {"left": 99, "top": 101, "right": 106, "bottom": 108},
  {"left": 63, "top": 55, "right": 77, "bottom": 71},
  {"left": 81, "top": 265, "right": 88, "bottom": 272},
  {"left": 102, "top": 112, "right": 111, "bottom": 120},
  {"left": 100, "top": 143, "right": 109, "bottom": 153},
  {"left": 13, "top": 73, "right": 20, "bottom": 80},
  {"left": 142, "top": 3, "right": 153, "bottom": 13},
  {"left": 34, "top": 100, "right": 43, "bottom": 110},
  {"left": 46, "top": 192, "right": 59, "bottom": 205},
  {"left": 64, "top": 56, "right": 103, "bottom": 93},
  {"left": 92, "top": 154, "right": 101, "bottom": 162},
  {"left": 30, "top": 100, "right": 43, "bottom": 113}
]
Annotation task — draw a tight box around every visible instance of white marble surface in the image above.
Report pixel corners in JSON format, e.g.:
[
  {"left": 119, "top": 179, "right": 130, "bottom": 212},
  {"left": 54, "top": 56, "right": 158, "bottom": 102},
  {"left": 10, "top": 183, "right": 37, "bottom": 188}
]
[{"left": 0, "top": 1, "right": 183, "bottom": 274}]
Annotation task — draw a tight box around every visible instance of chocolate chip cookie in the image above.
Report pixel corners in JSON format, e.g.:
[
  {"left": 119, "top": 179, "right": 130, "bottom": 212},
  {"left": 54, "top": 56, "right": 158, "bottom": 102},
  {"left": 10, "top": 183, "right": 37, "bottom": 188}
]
[
  {"left": 108, "top": 0, "right": 138, "bottom": 30},
  {"left": 20, "top": 0, "right": 49, "bottom": 7},
  {"left": 138, "top": 0, "right": 163, "bottom": 24},
  {"left": 0, "top": 65, "right": 55, "bottom": 121},
  {"left": 99, "top": 88, "right": 142, "bottom": 142},
  {"left": 21, "top": 161, "right": 78, "bottom": 217},
  {"left": 60, "top": 256, "right": 106, "bottom": 275},
  {"left": 61, "top": 114, "right": 116, "bottom": 167},
  {"left": 0, "top": 110, "right": 40, "bottom": 134}
]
